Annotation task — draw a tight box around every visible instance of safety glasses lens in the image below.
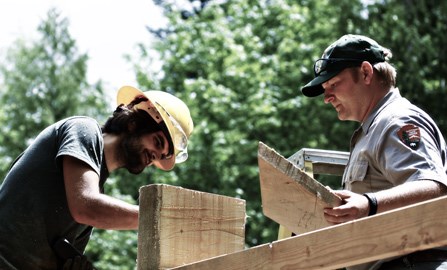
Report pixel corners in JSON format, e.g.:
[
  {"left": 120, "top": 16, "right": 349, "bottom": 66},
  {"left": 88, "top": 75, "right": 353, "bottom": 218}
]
[
  {"left": 155, "top": 101, "right": 189, "bottom": 163},
  {"left": 175, "top": 151, "right": 188, "bottom": 163}
]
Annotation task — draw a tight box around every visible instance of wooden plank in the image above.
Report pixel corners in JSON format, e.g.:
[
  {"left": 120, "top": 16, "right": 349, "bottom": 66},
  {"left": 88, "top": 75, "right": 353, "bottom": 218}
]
[
  {"left": 171, "top": 196, "right": 447, "bottom": 270},
  {"left": 258, "top": 142, "right": 342, "bottom": 234},
  {"left": 137, "top": 184, "right": 246, "bottom": 270}
]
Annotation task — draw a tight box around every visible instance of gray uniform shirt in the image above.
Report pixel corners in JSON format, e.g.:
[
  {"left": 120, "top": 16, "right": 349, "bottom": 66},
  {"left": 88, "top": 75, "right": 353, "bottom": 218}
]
[
  {"left": 0, "top": 116, "right": 108, "bottom": 270},
  {"left": 343, "top": 88, "right": 447, "bottom": 270}
]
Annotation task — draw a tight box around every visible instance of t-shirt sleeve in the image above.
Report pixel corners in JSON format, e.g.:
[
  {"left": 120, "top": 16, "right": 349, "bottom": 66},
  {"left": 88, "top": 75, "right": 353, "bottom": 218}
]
[{"left": 55, "top": 117, "right": 104, "bottom": 176}]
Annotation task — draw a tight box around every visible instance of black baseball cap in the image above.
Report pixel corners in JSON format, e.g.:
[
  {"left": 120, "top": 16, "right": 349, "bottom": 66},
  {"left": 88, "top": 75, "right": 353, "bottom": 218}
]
[{"left": 301, "top": 34, "right": 386, "bottom": 97}]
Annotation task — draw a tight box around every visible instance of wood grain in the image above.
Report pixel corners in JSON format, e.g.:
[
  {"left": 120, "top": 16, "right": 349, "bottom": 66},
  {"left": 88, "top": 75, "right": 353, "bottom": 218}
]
[
  {"left": 138, "top": 184, "right": 246, "bottom": 269},
  {"left": 172, "top": 196, "right": 447, "bottom": 270},
  {"left": 258, "top": 142, "right": 342, "bottom": 234}
]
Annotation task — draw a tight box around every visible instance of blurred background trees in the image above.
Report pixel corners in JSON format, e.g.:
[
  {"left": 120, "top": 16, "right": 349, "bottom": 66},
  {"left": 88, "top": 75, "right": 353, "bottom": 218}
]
[
  {"left": 0, "top": 8, "right": 108, "bottom": 179},
  {"left": 0, "top": 0, "right": 446, "bottom": 269}
]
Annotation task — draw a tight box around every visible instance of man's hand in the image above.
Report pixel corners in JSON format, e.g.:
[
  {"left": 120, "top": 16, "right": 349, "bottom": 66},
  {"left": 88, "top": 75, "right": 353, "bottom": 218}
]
[
  {"left": 62, "top": 255, "right": 95, "bottom": 270},
  {"left": 323, "top": 190, "right": 370, "bottom": 225}
]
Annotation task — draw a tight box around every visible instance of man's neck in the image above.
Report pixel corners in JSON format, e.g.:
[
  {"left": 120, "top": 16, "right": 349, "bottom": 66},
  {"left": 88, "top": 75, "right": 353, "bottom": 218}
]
[
  {"left": 103, "top": 133, "right": 123, "bottom": 172},
  {"left": 359, "top": 82, "right": 391, "bottom": 123}
]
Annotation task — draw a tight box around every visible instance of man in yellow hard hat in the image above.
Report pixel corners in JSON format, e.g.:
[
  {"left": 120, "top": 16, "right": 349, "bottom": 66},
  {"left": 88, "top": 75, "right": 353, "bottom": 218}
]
[{"left": 0, "top": 86, "right": 193, "bottom": 270}]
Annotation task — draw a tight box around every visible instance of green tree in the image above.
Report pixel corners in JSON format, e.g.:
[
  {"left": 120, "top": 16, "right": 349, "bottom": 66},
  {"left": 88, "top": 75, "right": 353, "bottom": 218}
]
[
  {"left": 133, "top": 0, "right": 359, "bottom": 247},
  {"left": 3, "top": 0, "right": 445, "bottom": 268},
  {"left": 95, "top": 0, "right": 447, "bottom": 266},
  {"left": 0, "top": 8, "right": 108, "bottom": 181},
  {"left": 358, "top": 0, "right": 447, "bottom": 132},
  {"left": 133, "top": 0, "right": 447, "bottom": 250}
]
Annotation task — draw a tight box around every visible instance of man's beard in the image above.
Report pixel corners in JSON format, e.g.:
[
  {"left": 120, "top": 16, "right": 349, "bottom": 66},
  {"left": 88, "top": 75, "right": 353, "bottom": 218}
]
[{"left": 119, "top": 134, "right": 146, "bottom": 175}]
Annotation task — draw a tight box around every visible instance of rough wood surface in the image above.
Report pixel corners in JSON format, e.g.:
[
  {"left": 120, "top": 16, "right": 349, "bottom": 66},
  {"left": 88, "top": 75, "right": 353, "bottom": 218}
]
[
  {"left": 258, "top": 142, "right": 342, "bottom": 234},
  {"left": 137, "top": 184, "right": 246, "bottom": 270},
  {"left": 171, "top": 196, "right": 447, "bottom": 270}
]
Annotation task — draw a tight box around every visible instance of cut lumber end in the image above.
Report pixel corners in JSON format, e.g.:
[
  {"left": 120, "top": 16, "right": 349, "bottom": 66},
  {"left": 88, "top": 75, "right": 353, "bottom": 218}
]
[
  {"left": 138, "top": 184, "right": 246, "bottom": 270},
  {"left": 258, "top": 141, "right": 342, "bottom": 234}
]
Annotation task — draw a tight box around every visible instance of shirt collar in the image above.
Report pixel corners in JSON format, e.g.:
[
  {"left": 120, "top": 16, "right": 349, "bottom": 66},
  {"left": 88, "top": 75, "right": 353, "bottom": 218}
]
[{"left": 361, "top": 87, "right": 401, "bottom": 134}]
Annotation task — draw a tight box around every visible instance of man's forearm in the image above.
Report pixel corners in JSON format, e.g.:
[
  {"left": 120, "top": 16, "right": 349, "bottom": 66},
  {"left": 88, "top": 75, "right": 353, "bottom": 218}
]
[
  {"left": 375, "top": 180, "right": 447, "bottom": 213},
  {"left": 72, "top": 193, "right": 139, "bottom": 230}
]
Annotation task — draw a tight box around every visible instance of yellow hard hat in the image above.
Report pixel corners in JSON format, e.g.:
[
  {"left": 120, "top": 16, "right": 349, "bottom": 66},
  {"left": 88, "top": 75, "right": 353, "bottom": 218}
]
[{"left": 117, "top": 86, "right": 194, "bottom": 171}]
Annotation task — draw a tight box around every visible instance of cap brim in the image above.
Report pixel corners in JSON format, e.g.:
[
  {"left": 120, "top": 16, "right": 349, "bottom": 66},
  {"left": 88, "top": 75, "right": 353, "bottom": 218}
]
[
  {"left": 301, "top": 70, "right": 341, "bottom": 97},
  {"left": 117, "top": 86, "right": 176, "bottom": 171}
]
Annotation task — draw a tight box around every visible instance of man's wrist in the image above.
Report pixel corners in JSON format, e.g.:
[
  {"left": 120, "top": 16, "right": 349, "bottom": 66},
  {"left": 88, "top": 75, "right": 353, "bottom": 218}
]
[{"left": 363, "top": 193, "right": 378, "bottom": 216}]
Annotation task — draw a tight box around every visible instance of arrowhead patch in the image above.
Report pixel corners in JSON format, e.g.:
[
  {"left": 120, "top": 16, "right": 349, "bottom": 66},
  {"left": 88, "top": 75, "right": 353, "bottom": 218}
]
[{"left": 397, "top": 124, "right": 421, "bottom": 150}]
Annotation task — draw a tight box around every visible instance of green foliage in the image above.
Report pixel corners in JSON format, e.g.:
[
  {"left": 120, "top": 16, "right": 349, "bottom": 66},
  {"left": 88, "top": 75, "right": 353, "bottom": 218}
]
[
  {"left": 134, "top": 0, "right": 447, "bottom": 249},
  {"left": 1, "top": 0, "right": 446, "bottom": 269},
  {"left": 0, "top": 8, "right": 108, "bottom": 181},
  {"left": 134, "top": 0, "right": 358, "bottom": 247},
  {"left": 87, "top": 229, "right": 137, "bottom": 270},
  {"left": 358, "top": 0, "right": 447, "bottom": 132}
]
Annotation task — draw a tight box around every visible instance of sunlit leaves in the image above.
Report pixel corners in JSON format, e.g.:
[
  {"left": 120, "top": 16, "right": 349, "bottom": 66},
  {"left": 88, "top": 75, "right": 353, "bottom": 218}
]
[{"left": 0, "top": 8, "right": 108, "bottom": 179}]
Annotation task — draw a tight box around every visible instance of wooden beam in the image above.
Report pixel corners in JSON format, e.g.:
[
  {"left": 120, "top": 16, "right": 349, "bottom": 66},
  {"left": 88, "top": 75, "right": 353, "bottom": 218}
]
[
  {"left": 137, "top": 184, "right": 246, "bottom": 270},
  {"left": 258, "top": 142, "right": 342, "bottom": 234},
  {"left": 171, "top": 196, "right": 447, "bottom": 270}
]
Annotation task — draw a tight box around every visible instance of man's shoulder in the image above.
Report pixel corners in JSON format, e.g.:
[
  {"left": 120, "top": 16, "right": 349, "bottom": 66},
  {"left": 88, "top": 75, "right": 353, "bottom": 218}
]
[
  {"left": 57, "top": 116, "right": 99, "bottom": 126},
  {"left": 55, "top": 116, "right": 101, "bottom": 132},
  {"left": 375, "top": 94, "right": 424, "bottom": 121}
]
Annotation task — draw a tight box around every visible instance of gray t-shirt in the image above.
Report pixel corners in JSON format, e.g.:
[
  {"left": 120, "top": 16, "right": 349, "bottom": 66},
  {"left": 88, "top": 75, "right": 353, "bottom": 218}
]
[{"left": 0, "top": 116, "right": 108, "bottom": 269}]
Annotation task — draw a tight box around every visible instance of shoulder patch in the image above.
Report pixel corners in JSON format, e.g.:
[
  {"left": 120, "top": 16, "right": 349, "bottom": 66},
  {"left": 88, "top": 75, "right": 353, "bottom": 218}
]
[{"left": 397, "top": 124, "right": 421, "bottom": 150}]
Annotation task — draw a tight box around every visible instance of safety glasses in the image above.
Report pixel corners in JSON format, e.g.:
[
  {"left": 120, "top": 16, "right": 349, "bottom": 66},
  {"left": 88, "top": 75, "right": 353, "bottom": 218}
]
[
  {"left": 169, "top": 114, "right": 188, "bottom": 163},
  {"left": 155, "top": 102, "right": 189, "bottom": 163},
  {"left": 314, "top": 58, "right": 363, "bottom": 77}
]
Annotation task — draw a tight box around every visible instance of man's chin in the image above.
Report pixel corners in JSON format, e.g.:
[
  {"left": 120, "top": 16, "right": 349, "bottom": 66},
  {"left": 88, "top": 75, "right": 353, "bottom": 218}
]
[{"left": 126, "top": 166, "right": 146, "bottom": 175}]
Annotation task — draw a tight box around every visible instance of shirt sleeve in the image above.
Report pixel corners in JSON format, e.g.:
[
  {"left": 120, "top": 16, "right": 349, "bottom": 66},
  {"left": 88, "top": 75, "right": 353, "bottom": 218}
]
[
  {"left": 55, "top": 117, "right": 104, "bottom": 176},
  {"left": 375, "top": 113, "right": 447, "bottom": 187}
]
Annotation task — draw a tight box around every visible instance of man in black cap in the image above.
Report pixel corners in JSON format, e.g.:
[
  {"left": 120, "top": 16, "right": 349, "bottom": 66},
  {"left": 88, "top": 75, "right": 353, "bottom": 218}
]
[{"left": 302, "top": 34, "right": 447, "bottom": 269}]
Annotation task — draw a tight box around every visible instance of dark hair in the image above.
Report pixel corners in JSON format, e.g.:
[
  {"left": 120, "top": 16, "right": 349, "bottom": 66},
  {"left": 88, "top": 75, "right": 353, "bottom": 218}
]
[
  {"left": 102, "top": 96, "right": 174, "bottom": 155},
  {"left": 102, "top": 96, "right": 162, "bottom": 135}
]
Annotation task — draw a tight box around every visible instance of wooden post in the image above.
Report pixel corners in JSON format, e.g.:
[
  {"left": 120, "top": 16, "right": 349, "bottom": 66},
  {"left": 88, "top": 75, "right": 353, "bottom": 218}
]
[{"left": 137, "top": 184, "right": 246, "bottom": 270}]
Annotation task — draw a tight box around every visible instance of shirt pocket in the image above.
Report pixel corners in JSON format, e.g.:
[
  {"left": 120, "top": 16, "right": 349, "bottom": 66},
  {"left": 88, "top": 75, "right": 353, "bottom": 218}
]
[{"left": 344, "top": 159, "right": 369, "bottom": 184}]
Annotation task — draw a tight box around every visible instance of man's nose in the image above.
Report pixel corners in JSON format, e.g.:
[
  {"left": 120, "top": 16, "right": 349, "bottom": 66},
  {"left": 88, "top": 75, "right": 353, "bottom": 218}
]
[{"left": 324, "top": 92, "right": 334, "bottom": 104}]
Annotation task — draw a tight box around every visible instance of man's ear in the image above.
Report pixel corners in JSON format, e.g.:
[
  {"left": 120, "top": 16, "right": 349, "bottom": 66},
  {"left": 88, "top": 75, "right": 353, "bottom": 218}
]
[{"left": 360, "top": 61, "right": 374, "bottom": 84}]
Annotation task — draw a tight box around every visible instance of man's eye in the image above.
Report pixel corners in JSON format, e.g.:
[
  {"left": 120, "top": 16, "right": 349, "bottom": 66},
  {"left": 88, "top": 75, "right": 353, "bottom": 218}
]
[{"left": 154, "top": 137, "right": 161, "bottom": 148}]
